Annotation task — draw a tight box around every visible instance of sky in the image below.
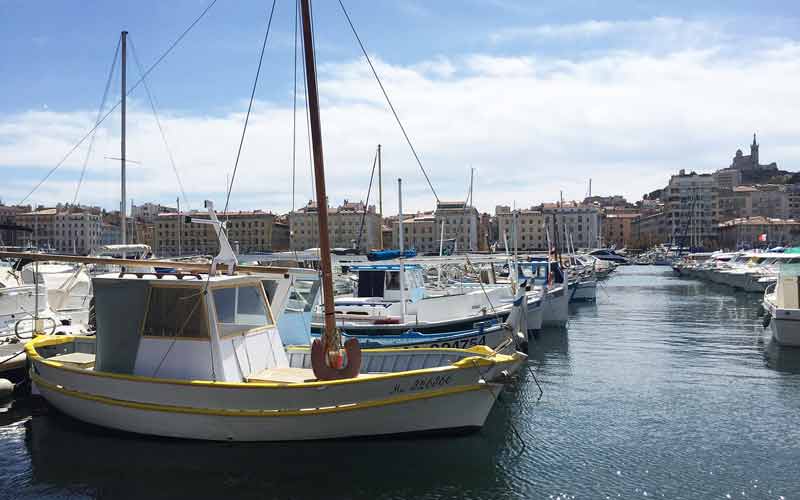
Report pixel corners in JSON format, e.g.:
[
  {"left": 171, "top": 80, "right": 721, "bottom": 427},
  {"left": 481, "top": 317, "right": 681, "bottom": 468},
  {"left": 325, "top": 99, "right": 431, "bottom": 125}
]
[{"left": 1, "top": 0, "right": 800, "bottom": 215}]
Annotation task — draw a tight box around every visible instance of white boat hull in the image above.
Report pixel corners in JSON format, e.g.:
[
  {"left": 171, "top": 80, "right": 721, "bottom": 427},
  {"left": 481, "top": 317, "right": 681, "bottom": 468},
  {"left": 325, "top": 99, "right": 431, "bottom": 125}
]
[
  {"left": 29, "top": 337, "right": 524, "bottom": 441},
  {"left": 36, "top": 378, "right": 500, "bottom": 441},
  {"left": 542, "top": 286, "right": 569, "bottom": 326}
]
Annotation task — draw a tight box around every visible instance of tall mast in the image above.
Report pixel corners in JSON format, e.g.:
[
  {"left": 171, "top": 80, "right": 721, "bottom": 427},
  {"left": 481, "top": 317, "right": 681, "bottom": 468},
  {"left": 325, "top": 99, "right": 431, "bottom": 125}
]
[
  {"left": 377, "top": 144, "right": 383, "bottom": 249},
  {"left": 120, "top": 31, "right": 128, "bottom": 248},
  {"left": 300, "top": 0, "right": 354, "bottom": 372},
  {"left": 398, "top": 178, "right": 407, "bottom": 322}
]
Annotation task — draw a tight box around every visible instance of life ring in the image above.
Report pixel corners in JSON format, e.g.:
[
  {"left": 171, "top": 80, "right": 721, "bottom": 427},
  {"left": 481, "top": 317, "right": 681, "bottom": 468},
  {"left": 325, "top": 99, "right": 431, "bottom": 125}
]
[{"left": 14, "top": 316, "right": 57, "bottom": 340}]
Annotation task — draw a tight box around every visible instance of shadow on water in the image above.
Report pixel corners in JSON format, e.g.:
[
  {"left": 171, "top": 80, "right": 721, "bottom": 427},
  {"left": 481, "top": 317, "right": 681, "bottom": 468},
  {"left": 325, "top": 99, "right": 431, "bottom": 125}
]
[
  {"left": 764, "top": 338, "right": 800, "bottom": 375},
  {"left": 22, "top": 400, "right": 521, "bottom": 500}
]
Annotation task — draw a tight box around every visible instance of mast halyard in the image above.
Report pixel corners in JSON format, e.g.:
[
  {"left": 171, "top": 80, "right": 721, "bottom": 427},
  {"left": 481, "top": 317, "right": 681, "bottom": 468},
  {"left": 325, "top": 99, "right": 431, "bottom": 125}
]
[{"left": 300, "top": 0, "right": 360, "bottom": 379}]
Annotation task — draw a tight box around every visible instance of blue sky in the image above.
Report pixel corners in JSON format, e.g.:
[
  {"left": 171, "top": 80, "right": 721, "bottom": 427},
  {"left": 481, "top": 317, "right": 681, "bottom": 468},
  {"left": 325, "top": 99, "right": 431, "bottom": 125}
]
[{"left": 2, "top": 0, "right": 800, "bottom": 213}]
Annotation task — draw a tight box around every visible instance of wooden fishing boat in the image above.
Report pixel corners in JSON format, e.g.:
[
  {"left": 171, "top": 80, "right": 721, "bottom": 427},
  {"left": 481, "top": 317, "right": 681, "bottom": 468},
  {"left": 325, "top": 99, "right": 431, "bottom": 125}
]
[
  {"left": 27, "top": 264, "right": 523, "bottom": 441},
  {"left": 26, "top": 1, "right": 527, "bottom": 441}
]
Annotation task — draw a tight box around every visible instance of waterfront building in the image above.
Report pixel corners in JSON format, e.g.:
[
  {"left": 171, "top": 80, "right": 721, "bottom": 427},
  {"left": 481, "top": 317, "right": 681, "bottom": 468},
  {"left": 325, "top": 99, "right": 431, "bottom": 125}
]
[
  {"left": 495, "top": 206, "right": 547, "bottom": 251},
  {"left": 132, "top": 202, "right": 177, "bottom": 223},
  {"left": 434, "top": 201, "right": 479, "bottom": 252},
  {"left": 393, "top": 212, "right": 438, "bottom": 254},
  {"left": 602, "top": 213, "right": 640, "bottom": 248},
  {"left": 155, "top": 210, "right": 288, "bottom": 257},
  {"left": 718, "top": 217, "right": 800, "bottom": 249},
  {"left": 542, "top": 202, "right": 602, "bottom": 250},
  {"left": 631, "top": 211, "right": 668, "bottom": 247},
  {"left": 664, "top": 170, "right": 718, "bottom": 247},
  {"left": 0, "top": 204, "right": 30, "bottom": 246},
  {"left": 289, "top": 200, "right": 380, "bottom": 251},
  {"left": 16, "top": 208, "right": 101, "bottom": 254}
]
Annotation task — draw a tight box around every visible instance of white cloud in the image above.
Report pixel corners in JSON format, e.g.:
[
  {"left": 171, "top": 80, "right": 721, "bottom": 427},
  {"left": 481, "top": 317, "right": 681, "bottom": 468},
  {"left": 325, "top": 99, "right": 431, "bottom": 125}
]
[
  {"left": 2, "top": 32, "right": 800, "bottom": 216},
  {"left": 490, "top": 17, "right": 727, "bottom": 49}
]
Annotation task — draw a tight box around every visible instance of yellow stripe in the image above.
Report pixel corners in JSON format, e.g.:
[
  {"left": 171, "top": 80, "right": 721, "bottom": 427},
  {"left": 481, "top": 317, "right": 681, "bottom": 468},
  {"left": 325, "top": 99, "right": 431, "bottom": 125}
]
[
  {"left": 28, "top": 336, "right": 520, "bottom": 390},
  {"left": 31, "top": 373, "right": 490, "bottom": 417}
]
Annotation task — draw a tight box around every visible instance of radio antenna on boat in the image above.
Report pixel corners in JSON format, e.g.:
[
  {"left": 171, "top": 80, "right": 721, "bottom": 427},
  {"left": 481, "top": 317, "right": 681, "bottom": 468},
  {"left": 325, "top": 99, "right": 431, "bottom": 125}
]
[{"left": 301, "top": 0, "right": 361, "bottom": 380}]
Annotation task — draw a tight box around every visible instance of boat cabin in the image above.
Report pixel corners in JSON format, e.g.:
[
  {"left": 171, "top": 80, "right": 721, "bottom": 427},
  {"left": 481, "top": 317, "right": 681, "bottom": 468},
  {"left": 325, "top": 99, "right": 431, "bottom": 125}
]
[
  {"left": 516, "top": 260, "right": 564, "bottom": 287},
  {"left": 350, "top": 264, "right": 425, "bottom": 302},
  {"left": 93, "top": 272, "right": 292, "bottom": 383}
]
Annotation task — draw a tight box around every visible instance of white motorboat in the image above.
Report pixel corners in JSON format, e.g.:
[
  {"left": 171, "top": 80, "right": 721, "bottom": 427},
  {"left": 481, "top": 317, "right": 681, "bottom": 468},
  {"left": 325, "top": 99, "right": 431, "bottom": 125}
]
[{"left": 763, "top": 268, "right": 800, "bottom": 346}]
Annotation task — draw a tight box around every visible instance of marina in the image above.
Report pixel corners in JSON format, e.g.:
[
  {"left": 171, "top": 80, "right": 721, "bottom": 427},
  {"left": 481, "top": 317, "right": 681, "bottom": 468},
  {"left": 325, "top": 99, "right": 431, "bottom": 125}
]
[
  {"left": 0, "top": 266, "right": 797, "bottom": 498},
  {"left": 2, "top": 0, "right": 800, "bottom": 498}
]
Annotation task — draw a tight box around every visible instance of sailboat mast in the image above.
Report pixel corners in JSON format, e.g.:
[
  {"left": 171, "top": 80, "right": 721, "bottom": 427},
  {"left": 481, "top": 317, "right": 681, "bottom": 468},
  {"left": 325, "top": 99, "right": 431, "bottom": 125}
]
[
  {"left": 120, "top": 30, "right": 128, "bottom": 247},
  {"left": 398, "top": 178, "right": 406, "bottom": 322},
  {"left": 378, "top": 144, "right": 383, "bottom": 249},
  {"left": 300, "top": 0, "right": 338, "bottom": 351}
]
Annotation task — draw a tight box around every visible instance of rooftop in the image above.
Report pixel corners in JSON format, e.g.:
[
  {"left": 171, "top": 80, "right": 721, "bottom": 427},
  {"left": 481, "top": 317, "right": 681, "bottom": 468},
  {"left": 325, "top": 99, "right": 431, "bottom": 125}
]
[{"left": 718, "top": 217, "right": 800, "bottom": 227}]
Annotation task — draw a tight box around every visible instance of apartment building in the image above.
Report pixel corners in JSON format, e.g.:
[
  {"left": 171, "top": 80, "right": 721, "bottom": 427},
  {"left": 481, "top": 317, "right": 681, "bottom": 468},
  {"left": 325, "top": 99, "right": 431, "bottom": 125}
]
[
  {"left": 289, "top": 200, "right": 381, "bottom": 251},
  {"left": 434, "top": 201, "right": 479, "bottom": 252},
  {"left": 602, "top": 213, "right": 640, "bottom": 248},
  {"left": 718, "top": 217, "right": 800, "bottom": 249},
  {"left": 664, "top": 170, "right": 718, "bottom": 247},
  {"left": 154, "top": 210, "right": 288, "bottom": 257},
  {"left": 495, "top": 206, "right": 548, "bottom": 251},
  {"left": 542, "top": 202, "right": 602, "bottom": 250},
  {"left": 16, "top": 209, "right": 101, "bottom": 254}
]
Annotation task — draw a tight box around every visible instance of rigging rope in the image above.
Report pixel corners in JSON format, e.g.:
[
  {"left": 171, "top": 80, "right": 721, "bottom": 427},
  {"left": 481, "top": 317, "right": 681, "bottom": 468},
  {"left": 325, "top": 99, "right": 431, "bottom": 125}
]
[
  {"left": 223, "top": 0, "right": 278, "bottom": 215},
  {"left": 355, "top": 149, "right": 378, "bottom": 250},
  {"left": 337, "top": 0, "right": 440, "bottom": 203},
  {"left": 73, "top": 37, "right": 121, "bottom": 206},
  {"left": 19, "top": 0, "right": 219, "bottom": 206},
  {"left": 129, "top": 36, "right": 191, "bottom": 210}
]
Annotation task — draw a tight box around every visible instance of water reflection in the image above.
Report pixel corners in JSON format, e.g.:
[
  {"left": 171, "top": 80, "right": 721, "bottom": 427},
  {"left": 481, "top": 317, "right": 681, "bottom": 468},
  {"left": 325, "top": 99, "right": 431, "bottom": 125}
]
[
  {"left": 764, "top": 338, "right": 800, "bottom": 374},
  {"left": 24, "top": 408, "right": 514, "bottom": 500},
  {"left": 5, "top": 266, "right": 800, "bottom": 500}
]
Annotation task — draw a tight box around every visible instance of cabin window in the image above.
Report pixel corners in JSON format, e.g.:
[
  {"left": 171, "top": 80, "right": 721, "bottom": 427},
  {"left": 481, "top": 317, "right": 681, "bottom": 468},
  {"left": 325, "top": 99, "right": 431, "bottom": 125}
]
[
  {"left": 386, "top": 271, "right": 401, "bottom": 290},
  {"left": 142, "top": 287, "right": 209, "bottom": 339},
  {"left": 213, "top": 285, "right": 271, "bottom": 336}
]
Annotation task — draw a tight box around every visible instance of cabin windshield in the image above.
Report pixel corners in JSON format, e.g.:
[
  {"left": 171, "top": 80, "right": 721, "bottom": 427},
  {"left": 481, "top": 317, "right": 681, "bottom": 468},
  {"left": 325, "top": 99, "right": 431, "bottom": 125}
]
[
  {"left": 518, "top": 263, "right": 548, "bottom": 283},
  {"left": 143, "top": 286, "right": 209, "bottom": 339},
  {"left": 213, "top": 285, "right": 271, "bottom": 336}
]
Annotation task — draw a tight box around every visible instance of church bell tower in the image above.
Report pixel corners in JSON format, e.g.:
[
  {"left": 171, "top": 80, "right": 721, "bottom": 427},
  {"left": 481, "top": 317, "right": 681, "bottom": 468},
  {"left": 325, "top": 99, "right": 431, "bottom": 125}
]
[{"left": 750, "top": 133, "right": 759, "bottom": 167}]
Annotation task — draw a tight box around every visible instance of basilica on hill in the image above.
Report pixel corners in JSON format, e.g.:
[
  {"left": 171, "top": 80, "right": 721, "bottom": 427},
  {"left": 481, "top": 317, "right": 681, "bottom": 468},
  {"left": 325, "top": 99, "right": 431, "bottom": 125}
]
[{"left": 730, "top": 133, "right": 778, "bottom": 171}]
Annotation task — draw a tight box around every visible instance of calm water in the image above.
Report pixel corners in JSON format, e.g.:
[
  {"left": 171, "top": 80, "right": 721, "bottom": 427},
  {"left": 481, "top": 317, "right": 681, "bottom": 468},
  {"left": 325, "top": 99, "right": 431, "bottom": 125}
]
[{"left": 1, "top": 266, "right": 799, "bottom": 499}]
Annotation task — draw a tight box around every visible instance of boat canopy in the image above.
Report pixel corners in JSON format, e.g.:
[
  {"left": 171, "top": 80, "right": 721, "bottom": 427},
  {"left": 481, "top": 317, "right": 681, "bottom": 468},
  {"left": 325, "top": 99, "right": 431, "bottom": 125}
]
[{"left": 367, "top": 249, "right": 417, "bottom": 261}]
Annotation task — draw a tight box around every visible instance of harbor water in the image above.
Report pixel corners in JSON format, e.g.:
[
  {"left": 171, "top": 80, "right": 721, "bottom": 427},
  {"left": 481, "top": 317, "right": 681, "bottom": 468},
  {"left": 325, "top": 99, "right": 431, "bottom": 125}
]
[{"left": 0, "top": 265, "right": 798, "bottom": 499}]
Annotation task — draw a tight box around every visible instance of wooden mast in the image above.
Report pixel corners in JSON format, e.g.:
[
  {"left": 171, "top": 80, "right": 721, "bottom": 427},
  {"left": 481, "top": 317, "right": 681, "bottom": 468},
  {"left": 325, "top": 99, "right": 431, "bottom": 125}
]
[{"left": 300, "top": 0, "right": 360, "bottom": 379}]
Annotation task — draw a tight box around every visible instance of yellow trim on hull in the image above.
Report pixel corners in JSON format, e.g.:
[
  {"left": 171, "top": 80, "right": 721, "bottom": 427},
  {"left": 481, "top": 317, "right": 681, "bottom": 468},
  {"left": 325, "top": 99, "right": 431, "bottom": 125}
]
[
  {"left": 27, "top": 336, "right": 522, "bottom": 390},
  {"left": 32, "top": 372, "right": 492, "bottom": 417}
]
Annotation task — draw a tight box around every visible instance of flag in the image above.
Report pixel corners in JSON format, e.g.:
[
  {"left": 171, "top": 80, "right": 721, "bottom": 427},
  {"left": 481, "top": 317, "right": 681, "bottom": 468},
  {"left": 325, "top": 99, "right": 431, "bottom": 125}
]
[{"left": 758, "top": 233, "right": 767, "bottom": 242}]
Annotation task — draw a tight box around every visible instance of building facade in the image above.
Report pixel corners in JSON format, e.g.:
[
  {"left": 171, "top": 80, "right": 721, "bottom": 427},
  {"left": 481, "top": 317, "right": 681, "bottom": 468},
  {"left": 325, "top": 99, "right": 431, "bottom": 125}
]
[
  {"left": 393, "top": 212, "right": 438, "bottom": 254},
  {"left": 154, "top": 210, "right": 287, "bottom": 257},
  {"left": 631, "top": 211, "right": 668, "bottom": 247},
  {"left": 718, "top": 217, "right": 800, "bottom": 249},
  {"left": 16, "top": 209, "right": 101, "bottom": 254},
  {"left": 495, "top": 206, "right": 548, "bottom": 251},
  {"left": 289, "top": 200, "right": 381, "bottom": 251},
  {"left": 132, "top": 202, "right": 177, "bottom": 223},
  {"left": 602, "top": 213, "right": 640, "bottom": 248},
  {"left": 542, "top": 202, "right": 602, "bottom": 250},
  {"left": 664, "top": 170, "right": 718, "bottom": 247},
  {"left": 434, "top": 201, "right": 479, "bottom": 252}
]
